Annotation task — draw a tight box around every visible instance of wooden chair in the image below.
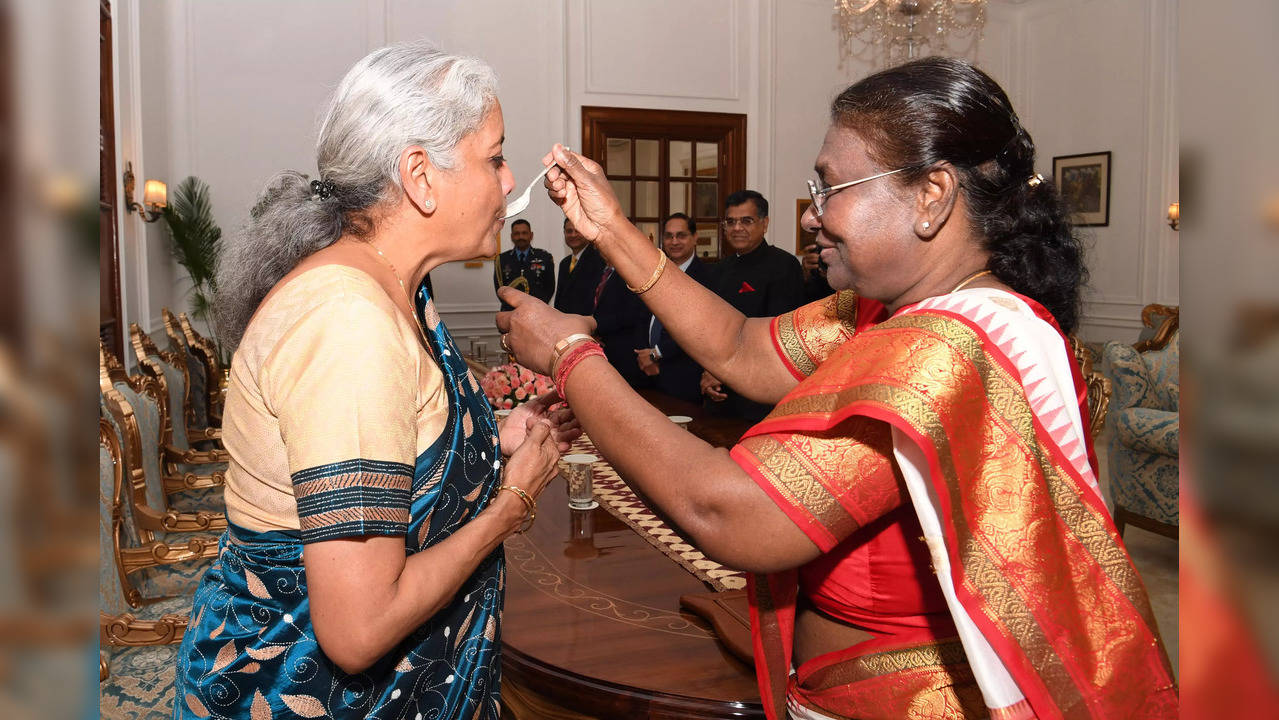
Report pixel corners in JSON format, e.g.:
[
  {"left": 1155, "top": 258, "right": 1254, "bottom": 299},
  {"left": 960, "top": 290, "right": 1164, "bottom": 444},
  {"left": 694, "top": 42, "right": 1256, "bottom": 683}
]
[
  {"left": 128, "top": 324, "right": 228, "bottom": 497},
  {"left": 100, "top": 339, "right": 227, "bottom": 526},
  {"left": 177, "top": 311, "right": 226, "bottom": 419},
  {"left": 161, "top": 307, "right": 219, "bottom": 436},
  {"left": 1069, "top": 335, "right": 1112, "bottom": 439},
  {"left": 1133, "top": 303, "right": 1179, "bottom": 353},
  {"left": 99, "top": 418, "right": 199, "bottom": 719}
]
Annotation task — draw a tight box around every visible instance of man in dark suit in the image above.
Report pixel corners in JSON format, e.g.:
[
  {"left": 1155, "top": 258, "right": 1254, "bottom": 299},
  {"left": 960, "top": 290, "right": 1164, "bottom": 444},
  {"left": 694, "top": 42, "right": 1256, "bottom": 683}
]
[
  {"left": 592, "top": 260, "right": 652, "bottom": 390},
  {"left": 634, "top": 214, "right": 713, "bottom": 404},
  {"left": 494, "top": 219, "right": 555, "bottom": 310},
  {"left": 701, "top": 190, "right": 805, "bottom": 421},
  {"left": 553, "top": 217, "right": 605, "bottom": 316}
]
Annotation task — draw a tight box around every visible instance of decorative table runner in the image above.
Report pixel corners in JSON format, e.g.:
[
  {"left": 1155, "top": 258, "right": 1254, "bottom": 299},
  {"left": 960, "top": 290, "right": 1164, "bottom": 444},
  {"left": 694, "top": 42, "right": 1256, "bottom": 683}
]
[{"left": 568, "top": 435, "right": 747, "bottom": 592}]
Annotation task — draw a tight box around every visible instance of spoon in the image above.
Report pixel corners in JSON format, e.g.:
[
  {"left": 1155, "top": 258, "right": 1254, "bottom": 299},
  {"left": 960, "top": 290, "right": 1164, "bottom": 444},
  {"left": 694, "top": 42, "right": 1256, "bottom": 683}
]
[{"left": 504, "top": 147, "right": 570, "bottom": 219}]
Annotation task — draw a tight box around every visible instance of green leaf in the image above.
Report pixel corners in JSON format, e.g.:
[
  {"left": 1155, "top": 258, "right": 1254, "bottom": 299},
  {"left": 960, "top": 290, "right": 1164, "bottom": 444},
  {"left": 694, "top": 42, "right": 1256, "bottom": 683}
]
[{"left": 162, "top": 175, "right": 224, "bottom": 348}]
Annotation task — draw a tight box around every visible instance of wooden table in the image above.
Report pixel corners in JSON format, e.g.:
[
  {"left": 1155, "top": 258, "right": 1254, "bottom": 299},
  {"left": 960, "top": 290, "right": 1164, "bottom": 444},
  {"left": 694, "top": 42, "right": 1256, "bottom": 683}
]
[{"left": 500, "top": 392, "right": 761, "bottom": 719}]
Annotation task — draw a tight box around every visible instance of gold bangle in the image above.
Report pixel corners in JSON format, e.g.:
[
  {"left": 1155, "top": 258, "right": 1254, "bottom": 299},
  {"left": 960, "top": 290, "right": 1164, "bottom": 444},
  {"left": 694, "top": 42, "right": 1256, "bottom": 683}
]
[
  {"left": 626, "top": 251, "right": 667, "bottom": 294},
  {"left": 552, "top": 333, "right": 595, "bottom": 367},
  {"left": 497, "top": 484, "right": 536, "bottom": 533}
]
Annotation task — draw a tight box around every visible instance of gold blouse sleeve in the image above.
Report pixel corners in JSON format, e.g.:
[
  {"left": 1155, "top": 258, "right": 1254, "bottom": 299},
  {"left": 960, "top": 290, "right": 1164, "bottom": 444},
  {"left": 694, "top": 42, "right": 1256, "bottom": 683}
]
[{"left": 262, "top": 293, "right": 418, "bottom": 544}]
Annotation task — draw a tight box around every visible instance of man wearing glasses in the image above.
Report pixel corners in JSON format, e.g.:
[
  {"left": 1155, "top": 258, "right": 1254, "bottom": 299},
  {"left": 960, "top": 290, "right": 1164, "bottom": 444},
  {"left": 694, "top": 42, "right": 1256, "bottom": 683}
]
[{"left": 701, "top": 190, "right": 805, "bottom": 421}]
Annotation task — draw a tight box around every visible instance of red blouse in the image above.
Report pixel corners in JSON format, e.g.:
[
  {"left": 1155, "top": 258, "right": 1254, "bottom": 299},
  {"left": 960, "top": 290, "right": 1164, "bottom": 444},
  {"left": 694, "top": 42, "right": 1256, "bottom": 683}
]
[{"left": 799, "top": 505, "right": 953, "bottom": 636}]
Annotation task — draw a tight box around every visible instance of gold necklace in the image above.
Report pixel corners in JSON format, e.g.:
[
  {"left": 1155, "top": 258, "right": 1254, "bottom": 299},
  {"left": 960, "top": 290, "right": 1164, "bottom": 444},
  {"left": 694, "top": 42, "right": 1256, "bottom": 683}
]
[
  {"left": 367, "top": 244, "right": 411, "bottom": 301},
  {"left": 364, "top": 243, "right": 430, "bottom": 344},
  {"left": 950, "top": 269, "right": 993, "bottom": 294}
]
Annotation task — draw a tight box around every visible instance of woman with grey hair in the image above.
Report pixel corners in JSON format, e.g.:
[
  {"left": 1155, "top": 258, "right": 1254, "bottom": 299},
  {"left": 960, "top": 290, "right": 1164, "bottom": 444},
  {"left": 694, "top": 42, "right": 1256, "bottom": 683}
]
[{"left": 173, "top": 41, "right": 576, "bottom": 719}]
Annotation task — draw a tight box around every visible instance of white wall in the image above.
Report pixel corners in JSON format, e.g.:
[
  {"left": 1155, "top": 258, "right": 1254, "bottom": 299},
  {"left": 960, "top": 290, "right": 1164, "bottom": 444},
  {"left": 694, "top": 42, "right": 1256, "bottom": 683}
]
[
  {"left": 117, "top": 0, "right": 1175, "bottom": 349},
  {"left": 1012, "top": 0, "right": 1178, "bottom": 342}
]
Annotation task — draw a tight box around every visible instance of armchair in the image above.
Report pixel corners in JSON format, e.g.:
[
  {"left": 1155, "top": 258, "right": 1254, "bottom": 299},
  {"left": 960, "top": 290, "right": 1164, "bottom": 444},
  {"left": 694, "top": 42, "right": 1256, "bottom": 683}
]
[
  {"left": 1134, "top": 303, "right": 1179, "bottom": 353},
  {"left": 100, "top": 340, "right": 227, "bottom": 530},
  {"left": 128, "top": 324, "right": 228, "bottom": 498},
  {"left": 99, "top": 418, "right": 197, "bottom": 719},
  {"left": 1069, "top": 335, "right": 1112, "bottom": 439},
  {"left": 178, "top": 310, "right": 226, "bottom": 418},
  {"left": 1102, "top": 330, "right": 1179, "bottom": 539},
  {"left": 161, "top": 307, "right": 217, "bottom": 433}
]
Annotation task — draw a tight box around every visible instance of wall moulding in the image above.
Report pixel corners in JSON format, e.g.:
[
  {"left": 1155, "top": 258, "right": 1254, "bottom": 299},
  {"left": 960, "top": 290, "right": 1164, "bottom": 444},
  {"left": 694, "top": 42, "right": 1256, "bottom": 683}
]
[{"left": 583, "top": 0, "right": 741, "bottom": 101}]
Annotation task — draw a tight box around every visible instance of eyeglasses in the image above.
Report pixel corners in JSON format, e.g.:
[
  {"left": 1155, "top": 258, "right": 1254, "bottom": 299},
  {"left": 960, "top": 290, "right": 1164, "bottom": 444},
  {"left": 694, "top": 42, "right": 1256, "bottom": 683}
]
[
  {"left": 721, "top": 217, "right": 759, "bottom": 229},
  {"left": 806, "top": 167, "right": 908, "bottom": 217},
  {"left": 663, "top": 231, "right": 692, "bottom": 240}
]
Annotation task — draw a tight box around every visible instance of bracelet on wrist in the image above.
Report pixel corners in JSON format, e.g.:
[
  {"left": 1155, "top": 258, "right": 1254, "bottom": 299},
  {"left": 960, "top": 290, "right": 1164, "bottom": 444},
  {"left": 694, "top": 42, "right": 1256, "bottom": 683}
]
[
  {"left": 553, "top": 341, "right": 605, "bottom": 395},
  {"left": 627, "top": 251, "right": 667, "bottom": 294},
  {"left": 551, "top": 333, "right": 595, "bottom": 376},
  {"left": 496, "top": 484, "right": 536, "bottom": 533}
]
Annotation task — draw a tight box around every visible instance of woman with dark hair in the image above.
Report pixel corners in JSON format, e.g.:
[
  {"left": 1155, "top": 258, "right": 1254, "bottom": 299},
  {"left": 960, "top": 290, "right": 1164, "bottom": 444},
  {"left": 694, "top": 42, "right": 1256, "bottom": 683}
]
[{"left": 497, "top": 57, "right": 1175, "bottom": 719}]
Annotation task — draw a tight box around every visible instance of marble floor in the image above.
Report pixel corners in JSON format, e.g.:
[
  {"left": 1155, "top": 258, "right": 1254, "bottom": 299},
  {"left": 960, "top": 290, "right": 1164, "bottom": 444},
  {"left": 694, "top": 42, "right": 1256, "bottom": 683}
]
[{"left": 1093, "top": 432, "right": 1179, "bottom": 678}]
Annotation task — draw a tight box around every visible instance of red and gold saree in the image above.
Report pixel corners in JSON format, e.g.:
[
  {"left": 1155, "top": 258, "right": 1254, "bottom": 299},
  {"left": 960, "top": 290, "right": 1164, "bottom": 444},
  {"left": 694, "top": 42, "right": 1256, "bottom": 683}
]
[{"left": 731, "top": 290, "right": 1177, "bottom": 720}]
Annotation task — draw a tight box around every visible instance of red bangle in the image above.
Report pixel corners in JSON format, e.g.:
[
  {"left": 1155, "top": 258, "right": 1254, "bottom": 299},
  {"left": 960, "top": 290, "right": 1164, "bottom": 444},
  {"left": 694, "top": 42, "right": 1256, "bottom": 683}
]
[{"left": 554, "top": 341, "right": 604, "bottom": 394}]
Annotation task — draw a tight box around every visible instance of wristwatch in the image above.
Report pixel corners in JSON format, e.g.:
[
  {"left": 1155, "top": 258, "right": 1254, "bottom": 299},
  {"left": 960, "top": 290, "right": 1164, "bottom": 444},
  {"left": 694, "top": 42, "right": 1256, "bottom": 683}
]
[{"left": 552, "top": 333, "right": 595, "bottom": 365}]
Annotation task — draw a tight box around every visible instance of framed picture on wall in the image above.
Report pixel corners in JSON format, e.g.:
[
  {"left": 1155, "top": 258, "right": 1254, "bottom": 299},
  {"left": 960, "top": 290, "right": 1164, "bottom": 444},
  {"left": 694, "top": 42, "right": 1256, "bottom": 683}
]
[
  {"left": 795, "top": 198, "right": 817, "bottom": 255},
  {"left": 1053, "top": 151, "right": 1111, "bottom": 226}
]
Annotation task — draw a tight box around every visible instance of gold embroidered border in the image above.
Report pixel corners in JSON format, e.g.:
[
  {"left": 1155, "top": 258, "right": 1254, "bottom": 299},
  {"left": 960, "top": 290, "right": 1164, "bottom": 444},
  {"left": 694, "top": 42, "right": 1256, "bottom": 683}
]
[
  {"left": 773, "top": 317, "right": 1081, "bottom": 708},
  {"left": 298, "top": 506, "right": 409, "bottom": 532},
  {"left": 737, "top": 434, "right": 858, "bottom": 540},
  {"left": 817, "top": 312, "right": 1168, "bottom": 714},
  {"left": 752, "top": 574, "right": 792, "bottom": 720},
  {"left": 888, "top": 314, "right": 1160, "bottom": 637},
  {"left": 849, "top": 380, "right": 1083, "bottom": 711},
  {"left": 293, "top": 471, "right": 411, "bottom": 496},
  {"left": 805, "top": 638, "right": 969, "bottom": 691},
  {"left": 773, "top": 292, "right": 862, "bottom": 379},
  {"left": 774, "top": 312, "right": 815, "bottom": 377}
]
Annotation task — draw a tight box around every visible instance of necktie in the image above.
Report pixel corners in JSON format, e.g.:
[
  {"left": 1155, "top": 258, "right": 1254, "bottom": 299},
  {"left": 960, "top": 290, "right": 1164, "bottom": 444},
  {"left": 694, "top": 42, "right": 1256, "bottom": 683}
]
[
  {"left": 594, "top": 267, "right": 614, "bottom": 311},
  {"left": 569, "top": 254, "right": 578, "bottom": 273},
  {"left": 648, "top": 314, "right": 663, "bottom": 348}
]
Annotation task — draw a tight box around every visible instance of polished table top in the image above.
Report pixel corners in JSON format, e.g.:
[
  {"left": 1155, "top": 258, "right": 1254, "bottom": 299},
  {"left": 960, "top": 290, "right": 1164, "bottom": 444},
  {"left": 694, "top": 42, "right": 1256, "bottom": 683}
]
[{"left": 500, "top": 391, "right": 761, "bottom": 719}]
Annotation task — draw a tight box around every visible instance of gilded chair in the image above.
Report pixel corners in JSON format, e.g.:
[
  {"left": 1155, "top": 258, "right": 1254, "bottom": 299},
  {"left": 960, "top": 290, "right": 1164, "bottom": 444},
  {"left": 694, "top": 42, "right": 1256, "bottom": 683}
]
[
  {"left": 161, "top": 307, "right": 218, "bottom": 436},
  {"left": 1102, "top": 330, "right": 1179, "bottom": 540},
  {"left": 178, "top": 310, "right": 226, "bottom": 419},
  {"left": 101, "top": 340, "right": 228, "bottom": 523},
  {"left": 128, "top": 324, "right": 228, "bottom": 502},
  {"left": 1133, "top": 303, "right": 1179, "bottom": 353},
  {"left": 1068, "top": 335, "right": 1113, "bottom": 439},
  {"left": 99, "top": 418, "right": 197, "bottom": 720}
]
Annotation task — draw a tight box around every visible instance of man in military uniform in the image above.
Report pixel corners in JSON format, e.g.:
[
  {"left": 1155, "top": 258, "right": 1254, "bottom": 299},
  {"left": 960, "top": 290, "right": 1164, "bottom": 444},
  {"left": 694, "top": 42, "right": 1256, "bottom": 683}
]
[{"left": 494, "top": 219, "right": 555, "bottom": 310}]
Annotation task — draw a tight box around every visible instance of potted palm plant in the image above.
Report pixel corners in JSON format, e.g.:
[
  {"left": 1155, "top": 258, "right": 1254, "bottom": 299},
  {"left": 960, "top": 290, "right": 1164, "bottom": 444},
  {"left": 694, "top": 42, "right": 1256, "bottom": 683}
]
[{"left": 163, "top": 176, "right": 225, "bottom": 364}]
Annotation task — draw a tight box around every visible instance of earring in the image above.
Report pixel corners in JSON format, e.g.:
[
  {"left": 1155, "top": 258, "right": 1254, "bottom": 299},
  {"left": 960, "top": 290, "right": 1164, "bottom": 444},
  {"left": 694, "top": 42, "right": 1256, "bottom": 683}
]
[
  {"left": 921, "top": 221, "right": 931, "bottom": 230},
  {"left": 424, "top": 199, "right": 434, "bottom": 211}
]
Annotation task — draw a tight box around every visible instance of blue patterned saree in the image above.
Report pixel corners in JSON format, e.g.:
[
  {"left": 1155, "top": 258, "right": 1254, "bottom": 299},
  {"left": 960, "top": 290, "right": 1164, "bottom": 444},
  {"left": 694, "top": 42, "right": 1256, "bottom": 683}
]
[{"left": 175, "top": 280, "right": 504, "bottom": 719}]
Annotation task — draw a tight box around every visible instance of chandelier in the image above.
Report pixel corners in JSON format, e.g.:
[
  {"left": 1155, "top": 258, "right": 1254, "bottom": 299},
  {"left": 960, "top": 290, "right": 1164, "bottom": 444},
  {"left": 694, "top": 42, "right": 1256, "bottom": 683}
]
[{"left": 836, "top": 0, "right": 987, "bottom": 65}]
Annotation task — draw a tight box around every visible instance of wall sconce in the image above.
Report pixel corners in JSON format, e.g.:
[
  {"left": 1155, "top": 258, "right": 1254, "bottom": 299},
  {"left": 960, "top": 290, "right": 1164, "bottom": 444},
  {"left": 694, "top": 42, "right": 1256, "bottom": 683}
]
[
  {"left": 1166, "top": 202, "right": 1179, "bottom": 231},
  {"left": 123, "top": 161, "right": 167, "bottom": 222}
]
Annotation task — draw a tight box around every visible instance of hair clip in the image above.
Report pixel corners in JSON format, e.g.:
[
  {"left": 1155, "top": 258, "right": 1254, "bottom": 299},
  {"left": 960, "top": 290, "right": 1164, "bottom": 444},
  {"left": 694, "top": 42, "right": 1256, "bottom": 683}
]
[
  {"left": 1027, "top": 173, "right": 1044, "bottom": 188},
  {"left": 310, "top": 178, "right": 336, "bottom": 200}
]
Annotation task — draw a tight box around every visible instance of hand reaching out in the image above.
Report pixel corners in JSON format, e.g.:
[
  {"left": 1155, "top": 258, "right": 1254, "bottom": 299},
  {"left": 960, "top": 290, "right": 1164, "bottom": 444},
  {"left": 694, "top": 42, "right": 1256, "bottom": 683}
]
[
  {"left": 498, "top": 390, "right": 581, "bottom": 456},
  {"left": 700, "top": 370, "right": 727, "bottom": 402}
]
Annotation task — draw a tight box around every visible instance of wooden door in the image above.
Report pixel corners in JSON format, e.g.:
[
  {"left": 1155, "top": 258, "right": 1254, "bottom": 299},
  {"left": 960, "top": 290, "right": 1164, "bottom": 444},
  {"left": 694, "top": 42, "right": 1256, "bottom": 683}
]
[
  {"left": 100, "top": 0, "right": 123, "bottom": 358},
  {"left": 582, "top": 107, "right": 746, "bottom": 260}
]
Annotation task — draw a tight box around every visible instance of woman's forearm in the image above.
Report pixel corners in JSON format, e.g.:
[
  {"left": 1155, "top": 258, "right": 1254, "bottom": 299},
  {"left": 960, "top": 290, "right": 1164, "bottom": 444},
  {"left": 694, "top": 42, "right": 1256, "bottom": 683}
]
[
  {"left": 592, "top": 224, "right": 796, "bottom": 404},
  {"left": 305, "top": 491, "right": 526, "bottom": 674},
  {"left": 557, "top": 354, "right": 812, "bottom": 572}
]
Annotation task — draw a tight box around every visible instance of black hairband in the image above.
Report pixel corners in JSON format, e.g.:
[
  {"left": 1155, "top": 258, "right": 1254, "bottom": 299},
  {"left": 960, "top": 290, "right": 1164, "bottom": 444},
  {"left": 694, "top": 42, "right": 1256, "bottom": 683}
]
[{"left": 310, "top": 178, "right": 336, "bottom": 200}]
